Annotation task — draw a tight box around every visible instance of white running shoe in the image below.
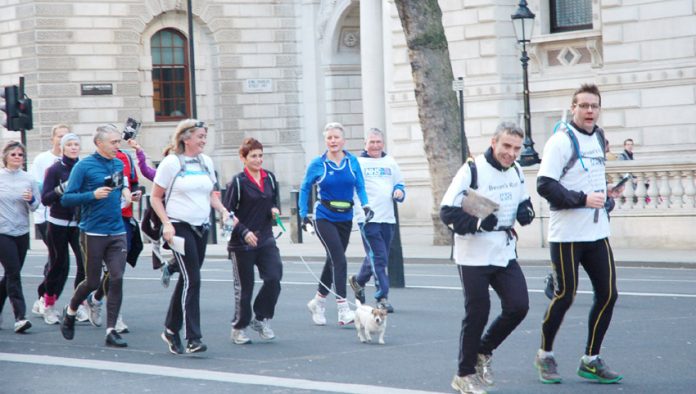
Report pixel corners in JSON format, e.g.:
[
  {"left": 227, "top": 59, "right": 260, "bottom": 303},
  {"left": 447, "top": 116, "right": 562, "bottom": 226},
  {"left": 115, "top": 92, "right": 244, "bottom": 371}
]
[
  {"left": 76, "top": 303, "right": 89, "bottom": 322},
  {"left": 231, "top": 328, "right": 251, "bottom": 345},
  {"left": 43, "top": 305, "right": 61, "bottom": 325},
  {"left": 14, "top": 319, "right": 32, "bottom": 333},
  {"left": 337, "top": 302, "right": 355, "bottom": 326},
  {"left": 32, "top": 297, "right": 45, "bottom": 316},
  {"left": 86, "top": 293, "right": 103, "bottom": 327},
  {"left": 307, "top": 297, "right": 326, "bottom": 326},
  {"left": 115, "top": 314, "right": 129, "bottom": 333},
  {"left": 249, "top": 318, "right": 275, "bottom": 340},
  {"left": 451, "top": 374, "right": 487, "bottom": 394}
]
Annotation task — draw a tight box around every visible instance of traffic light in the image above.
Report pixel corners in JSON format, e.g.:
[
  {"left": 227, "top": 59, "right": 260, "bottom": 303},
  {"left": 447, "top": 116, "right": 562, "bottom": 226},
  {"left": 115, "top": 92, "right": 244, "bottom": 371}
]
[
  {"left": 18, "top": 95, "right": 33, "bottom": 130},
  {"left": 1, "top": 85, "right": 20, "bottom": 131}
]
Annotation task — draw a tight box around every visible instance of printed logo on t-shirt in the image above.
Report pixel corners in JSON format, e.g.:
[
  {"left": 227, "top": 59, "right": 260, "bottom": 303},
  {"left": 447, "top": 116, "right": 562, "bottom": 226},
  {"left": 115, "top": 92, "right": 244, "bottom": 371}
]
[{"left": 364, "top": 167, "right": 392, "bottom": 177}]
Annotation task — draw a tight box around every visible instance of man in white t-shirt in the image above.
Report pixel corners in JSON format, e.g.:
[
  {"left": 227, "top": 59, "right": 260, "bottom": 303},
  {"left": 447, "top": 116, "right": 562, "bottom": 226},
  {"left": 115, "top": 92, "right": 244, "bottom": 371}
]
[
  {"left": 534, "top": 84, "right": 624, "bottom": 385},
  {"left": 440, "top": 122, "right": 535, "bottom": 394},
  {"left": 348, "top": 128, "right": 405, "bottom": 313}
]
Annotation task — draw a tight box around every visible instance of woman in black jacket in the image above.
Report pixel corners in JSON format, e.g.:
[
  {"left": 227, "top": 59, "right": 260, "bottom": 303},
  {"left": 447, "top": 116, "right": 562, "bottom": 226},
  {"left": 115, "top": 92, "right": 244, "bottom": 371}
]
[
  {"left": 223, "top": 137, "right": 282, "bottom": 345},
  {"left": 38, "top": 133, "right": 85, "bottom": 325}
]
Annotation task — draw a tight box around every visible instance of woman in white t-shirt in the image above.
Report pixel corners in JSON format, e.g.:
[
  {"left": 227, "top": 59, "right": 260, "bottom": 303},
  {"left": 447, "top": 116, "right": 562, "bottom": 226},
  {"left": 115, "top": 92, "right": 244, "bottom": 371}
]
[{"left": 149, "top": 119, "right": 231, "bottom": 355}]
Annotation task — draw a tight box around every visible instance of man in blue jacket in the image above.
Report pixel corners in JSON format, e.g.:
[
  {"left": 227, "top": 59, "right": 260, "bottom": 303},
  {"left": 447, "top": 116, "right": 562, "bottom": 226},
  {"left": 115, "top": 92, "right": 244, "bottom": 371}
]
[{"left": 59, "top": 124, "right": 131, "bottom": 348}]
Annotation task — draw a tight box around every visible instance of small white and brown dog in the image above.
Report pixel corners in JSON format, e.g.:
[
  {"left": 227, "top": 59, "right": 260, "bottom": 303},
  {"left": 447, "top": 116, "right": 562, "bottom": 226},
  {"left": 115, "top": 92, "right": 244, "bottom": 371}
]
[{"left": 354, "top": 300, "right": 388, "bottom": 345}]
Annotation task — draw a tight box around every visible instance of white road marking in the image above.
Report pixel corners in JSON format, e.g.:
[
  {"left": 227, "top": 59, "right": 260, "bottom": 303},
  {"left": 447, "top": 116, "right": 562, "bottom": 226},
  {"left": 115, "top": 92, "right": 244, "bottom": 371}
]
[{"left": 0, "top": 352, "right": 442, "bottom": 394}]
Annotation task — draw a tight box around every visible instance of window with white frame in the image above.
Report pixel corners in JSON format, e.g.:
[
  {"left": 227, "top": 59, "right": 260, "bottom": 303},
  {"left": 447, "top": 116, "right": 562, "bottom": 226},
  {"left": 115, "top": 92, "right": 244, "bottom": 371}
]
[{"left": 550, "top": 0, "right": 592, "bottom": 33}]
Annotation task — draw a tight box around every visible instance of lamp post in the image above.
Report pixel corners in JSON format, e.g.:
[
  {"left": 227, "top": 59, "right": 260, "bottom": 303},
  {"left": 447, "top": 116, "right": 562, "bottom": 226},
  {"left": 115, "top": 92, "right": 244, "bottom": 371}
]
[{"left": 511, "top": 0, "right": 540, "bottom": 166}]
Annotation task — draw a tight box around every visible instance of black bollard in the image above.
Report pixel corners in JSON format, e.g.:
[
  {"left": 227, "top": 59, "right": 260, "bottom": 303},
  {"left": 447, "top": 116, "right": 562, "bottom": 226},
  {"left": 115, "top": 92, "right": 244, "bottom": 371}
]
[{"left": 388, "top": 201, "right": 405, "bottom": 288}]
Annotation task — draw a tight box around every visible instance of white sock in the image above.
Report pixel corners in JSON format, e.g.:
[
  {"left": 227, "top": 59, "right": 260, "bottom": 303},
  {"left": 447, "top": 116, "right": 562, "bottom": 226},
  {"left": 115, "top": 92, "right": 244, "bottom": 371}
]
[
  {"left": 538, "top": 349, "right": 554, "bottom": 358},
  {"left": 66, "top": 307, "right": 77, "bottom": 316},
  {"left": 106, "top": 327, "right": 114, "bottom": 334},
  {"left": 582, "top": 354, "right": 599, "bottom": 363},
  {"left": 166, "top": 328, "right": 175, "bottom": 335}
]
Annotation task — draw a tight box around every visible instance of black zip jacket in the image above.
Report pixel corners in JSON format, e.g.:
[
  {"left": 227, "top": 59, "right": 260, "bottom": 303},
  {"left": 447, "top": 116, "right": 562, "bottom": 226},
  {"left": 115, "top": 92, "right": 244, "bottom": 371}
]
[
  {"left": 41, "top": 156, "right": 79, "bottom": 222},
  {"left": 223, "top": 170, "right": 279, "bottom": 252}
]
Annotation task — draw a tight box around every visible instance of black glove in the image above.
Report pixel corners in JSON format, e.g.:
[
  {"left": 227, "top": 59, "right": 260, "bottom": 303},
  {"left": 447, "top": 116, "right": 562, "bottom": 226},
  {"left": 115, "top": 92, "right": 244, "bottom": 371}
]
[
  {"left": 479, "top": 214, "right": 498, "bottom": 232},
  {"left": 363, "top": 206, "right": 375, "bottom": 223},
  {"left": 516, "top": 198, "right": 535, "bottom": 226},
  {"left": 54, "top": 181, "right": 68, "bottom": 196},
  {"left": 301, "top": 216, "right": 314, "bottom": 232}
]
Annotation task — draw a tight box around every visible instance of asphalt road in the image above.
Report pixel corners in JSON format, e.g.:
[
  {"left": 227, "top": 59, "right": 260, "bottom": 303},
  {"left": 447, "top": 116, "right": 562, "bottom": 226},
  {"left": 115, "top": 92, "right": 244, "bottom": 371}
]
[{"left": 1, "top": 255, "right": 695, "bottom": 393}]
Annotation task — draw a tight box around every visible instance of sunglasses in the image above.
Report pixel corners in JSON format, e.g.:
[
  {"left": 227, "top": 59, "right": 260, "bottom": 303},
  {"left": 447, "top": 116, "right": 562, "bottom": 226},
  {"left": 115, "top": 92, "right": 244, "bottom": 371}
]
[{"left": 9, "top": 152, "right": 24, "bottom": 157}]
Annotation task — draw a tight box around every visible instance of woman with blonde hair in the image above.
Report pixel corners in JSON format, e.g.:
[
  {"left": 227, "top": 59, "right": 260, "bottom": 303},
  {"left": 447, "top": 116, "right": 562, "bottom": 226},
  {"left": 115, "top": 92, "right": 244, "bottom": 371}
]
[
  {"left": 0, "top": 141, "right": 40, "bottom": 332},
  {"left": 299, "top": 122, "right": 372, "bottom": 326},
  {"left": 149, "top": 119, "right": 231, "bottom": 354}
]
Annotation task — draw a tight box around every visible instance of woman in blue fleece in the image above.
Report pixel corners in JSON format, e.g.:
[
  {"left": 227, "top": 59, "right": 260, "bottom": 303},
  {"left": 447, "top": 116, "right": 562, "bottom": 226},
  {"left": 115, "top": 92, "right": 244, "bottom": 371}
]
[{"left": 300, "top": 122, "right": 373, "bottom": 326}]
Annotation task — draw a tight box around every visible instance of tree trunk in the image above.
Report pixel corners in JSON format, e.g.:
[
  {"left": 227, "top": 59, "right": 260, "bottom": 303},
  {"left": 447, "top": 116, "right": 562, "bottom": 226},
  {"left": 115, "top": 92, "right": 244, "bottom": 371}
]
[{"left": 394, "top": 0, "right": 467, "bottom": 245}]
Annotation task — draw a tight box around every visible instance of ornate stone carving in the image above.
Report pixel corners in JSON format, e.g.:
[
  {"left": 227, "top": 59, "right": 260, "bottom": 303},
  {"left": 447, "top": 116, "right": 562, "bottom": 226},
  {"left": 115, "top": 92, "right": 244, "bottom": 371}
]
[
  {"left": 317, "top": 0, "right": 338, "bottom": 40},
  {"left": 342, "top": 30, "right": 359, "bottom": 48}
]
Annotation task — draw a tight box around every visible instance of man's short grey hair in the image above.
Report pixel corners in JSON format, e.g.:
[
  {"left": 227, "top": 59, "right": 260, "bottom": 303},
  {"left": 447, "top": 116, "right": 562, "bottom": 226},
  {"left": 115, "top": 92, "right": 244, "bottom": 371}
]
[
  {"left": 365, "top": 127, "right": 384, "bottom": 141},
  {"left": 323, "top": 122, "right": 344, "bottom": 136},
  {"left": 93, "top": 123, "right": 120, "bottom": 145},
  {"left": 493, "top": 122, "right": 524, "bottom": 140}
]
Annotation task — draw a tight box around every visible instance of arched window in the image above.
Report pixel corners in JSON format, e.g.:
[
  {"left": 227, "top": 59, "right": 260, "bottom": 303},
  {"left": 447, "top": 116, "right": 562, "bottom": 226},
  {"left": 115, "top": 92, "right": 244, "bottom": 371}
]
[{"left": 151, "top": 28, "right": 190, "bottom": 121}]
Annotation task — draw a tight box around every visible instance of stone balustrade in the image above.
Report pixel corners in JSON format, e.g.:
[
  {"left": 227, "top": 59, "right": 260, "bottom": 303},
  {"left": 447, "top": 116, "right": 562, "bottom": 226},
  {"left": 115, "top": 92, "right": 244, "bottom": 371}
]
[{"left": 606, "top": 158, "right": 696, "bottom": 215}]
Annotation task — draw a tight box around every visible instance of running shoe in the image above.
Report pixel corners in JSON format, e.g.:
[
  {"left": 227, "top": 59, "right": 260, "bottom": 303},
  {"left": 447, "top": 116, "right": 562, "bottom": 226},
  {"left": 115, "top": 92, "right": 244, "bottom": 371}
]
[
  {"left": 337, "top": 302, "right": 354, "bottom": 326},
  {"left": 249, "top": 318, "right": 275, "bottom": 340},
  {"left": 186, "top": 339, "right": 207, "bottom": 353},
  {"left": 476, "top": 353, "right": 494, "bottom": 386},
  {"left": 14, "top": 319, "right": 32, "bottom": 333},
  {"left": 377, "top": 297, "right": 394, "bottom": 313},
  {"left": 577, "top": 356, "right": 623, "bottom": 384},
  {"left": 307, "top": 297, "right": 326, "bottom": 326},
  {"left": 43, "top": 305, "right": 61, "bottom": 325},
  {"left": 86, "top": 293, "right": 103, "bottom": 327},
  {"left": 534, "top": 354, "right": 562, "bottom": 384},
  {"left": 32, "top": 297, "right": 45, "bottom": 316},
  {"left": 349, "top": 275, "right": 366, "bottom": 303},
  {"left": 105, "top": 330, "right": 127, "bottom": 347},
  {"left": 451, "top": 374, "right": 487, "bottom": 394},
  {"left": 544, "top": 273, "right": 555, "bottom": 300},
  {"left": 60, "top": 306, "right": 75, "bottom": 340},
  {"left": 115, "top": 314, "right": 129, "bottom": 333},
  {"left": 161, "top": 330, "right": 183, "bottom": 354},
  {"left": 76, "top": 302, "right": 89, "bottom": 322},
  {"left": 231, "top": 328, "right": 251, "bottom": 345}
]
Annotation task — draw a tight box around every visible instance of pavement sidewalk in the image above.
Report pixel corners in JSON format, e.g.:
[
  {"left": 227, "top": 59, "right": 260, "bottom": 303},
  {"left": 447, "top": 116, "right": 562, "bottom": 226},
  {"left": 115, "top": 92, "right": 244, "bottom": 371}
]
[{"left": 26, "top": 224, "right": 695, "bottom": 267}]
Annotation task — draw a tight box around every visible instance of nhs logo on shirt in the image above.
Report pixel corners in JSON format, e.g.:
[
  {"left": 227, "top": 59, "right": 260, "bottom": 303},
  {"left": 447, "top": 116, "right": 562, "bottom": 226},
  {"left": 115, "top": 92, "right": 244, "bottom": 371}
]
[{"left": 365, "top": 167, "right": 391, "bottom": 177}]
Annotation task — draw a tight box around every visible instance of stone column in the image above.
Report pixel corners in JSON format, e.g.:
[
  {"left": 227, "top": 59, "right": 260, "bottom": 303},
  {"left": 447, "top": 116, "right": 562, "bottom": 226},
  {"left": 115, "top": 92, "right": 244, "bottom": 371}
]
[
  {"left": 360, "top": 0, "right": 386, "bottom": 135},
  {"left": 302, "top": 0, "right": 324, "bottom": 161}
]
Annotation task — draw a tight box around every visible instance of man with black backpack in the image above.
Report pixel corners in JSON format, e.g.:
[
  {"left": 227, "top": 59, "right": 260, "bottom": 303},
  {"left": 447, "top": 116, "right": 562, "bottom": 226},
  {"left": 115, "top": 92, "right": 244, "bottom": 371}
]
[
  {"left": 534, "top": 84, "right": 624, "bottom": 385},
  {"left": 440, "top": 122, "right": 535, "bottom": 394}
]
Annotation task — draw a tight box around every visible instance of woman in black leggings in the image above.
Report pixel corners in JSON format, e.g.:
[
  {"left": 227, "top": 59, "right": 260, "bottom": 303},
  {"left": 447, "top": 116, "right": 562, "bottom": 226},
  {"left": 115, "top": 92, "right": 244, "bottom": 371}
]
[
  {"left": 299, "top": 122, "right": 372, "bottom": 326},
  {"left": 0, "top": 141, "right": 40, "bottom": 333}
]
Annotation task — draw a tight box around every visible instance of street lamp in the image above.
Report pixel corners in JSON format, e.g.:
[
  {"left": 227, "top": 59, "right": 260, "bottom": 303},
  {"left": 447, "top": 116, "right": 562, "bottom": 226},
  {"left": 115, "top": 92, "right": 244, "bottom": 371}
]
[{"left": 511, "top": 0, "right": 540, "bottom": 166}]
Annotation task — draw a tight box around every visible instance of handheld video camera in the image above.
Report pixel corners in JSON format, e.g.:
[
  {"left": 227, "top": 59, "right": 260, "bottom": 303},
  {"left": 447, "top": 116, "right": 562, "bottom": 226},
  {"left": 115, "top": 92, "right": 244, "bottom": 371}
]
[
  {"left": 123, "top": 117, "right": 141, "bottom": 141},
  {"left": 103, "top": 171, "right": 124, "bottom": 188}
]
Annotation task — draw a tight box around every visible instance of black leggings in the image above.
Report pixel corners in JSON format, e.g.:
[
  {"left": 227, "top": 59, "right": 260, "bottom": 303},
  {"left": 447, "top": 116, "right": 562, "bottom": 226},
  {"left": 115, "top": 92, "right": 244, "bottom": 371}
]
[
  {"left": 231, "top": 243, "right": 283, "bottom": 329},
  {"left": 0, "top": 233, "right": 30, "bottom": 320},
  {"left": 70, "top": 233, "right": 127, "bottom": 329},
  {"left": 541, "top": 238, "right": 618, "bottom": 356},
  {"left": 42, "top": 223, "right": 84, "bottom": 298},
  {"left": 314, "top": 219, "right": 351, "bottom": 299}
]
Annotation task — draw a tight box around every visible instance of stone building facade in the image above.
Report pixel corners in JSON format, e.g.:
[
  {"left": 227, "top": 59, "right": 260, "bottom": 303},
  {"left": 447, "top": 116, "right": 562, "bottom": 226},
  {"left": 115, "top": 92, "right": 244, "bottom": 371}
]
[{"left": 2, "top": 0, "right": 694, "bottom": 248}]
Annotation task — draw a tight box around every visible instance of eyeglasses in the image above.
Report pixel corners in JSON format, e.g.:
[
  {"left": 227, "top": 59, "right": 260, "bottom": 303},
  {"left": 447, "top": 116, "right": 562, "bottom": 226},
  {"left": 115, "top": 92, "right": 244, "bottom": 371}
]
[{"left": 575, "top": 103, "right": 601, "bottom": 110}]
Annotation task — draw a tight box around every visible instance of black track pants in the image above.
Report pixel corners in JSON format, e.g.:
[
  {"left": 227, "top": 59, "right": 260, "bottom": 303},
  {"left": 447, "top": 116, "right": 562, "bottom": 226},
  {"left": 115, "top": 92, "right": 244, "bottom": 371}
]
[{"left": 314, "top": 219, "right": 351, "bottom": 299}]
